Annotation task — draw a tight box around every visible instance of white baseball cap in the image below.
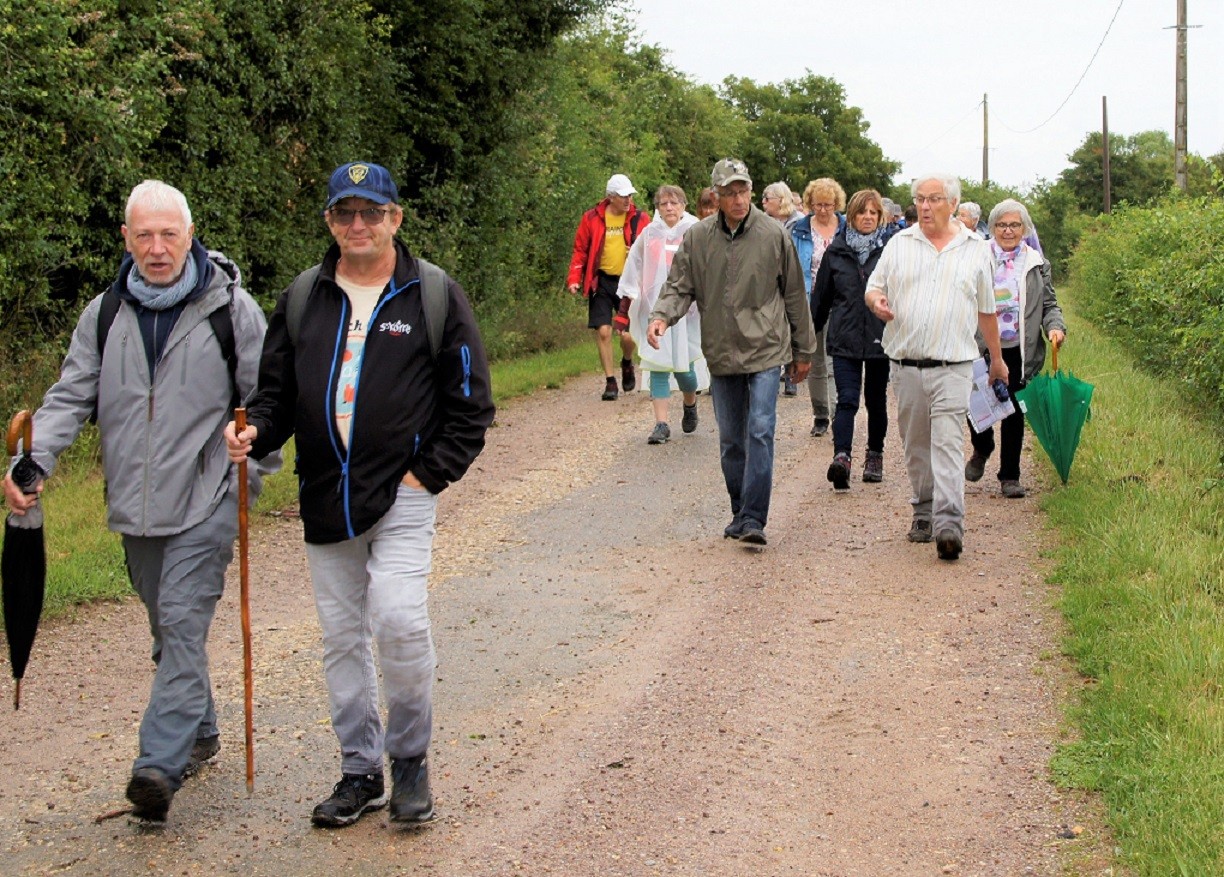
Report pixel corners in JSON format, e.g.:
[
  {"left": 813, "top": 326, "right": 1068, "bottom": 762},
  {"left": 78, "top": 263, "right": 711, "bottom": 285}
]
[{"left": 606, "top": 174, "right": 637, "bottom": 197}]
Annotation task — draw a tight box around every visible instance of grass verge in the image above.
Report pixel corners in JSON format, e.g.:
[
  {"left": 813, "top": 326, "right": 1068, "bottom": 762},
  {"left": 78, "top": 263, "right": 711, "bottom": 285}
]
[
  {"left": 1043, "top": 283, "right": 1224, "bottom": 875},
  {"left": 16, "top": 340, "right": 596, "bottom": 617}
]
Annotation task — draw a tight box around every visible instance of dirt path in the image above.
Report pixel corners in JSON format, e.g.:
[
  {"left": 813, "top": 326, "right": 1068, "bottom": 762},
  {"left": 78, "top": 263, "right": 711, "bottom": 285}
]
[{"left": 0, "top": 374, "right": 1092, "bottom": 876}]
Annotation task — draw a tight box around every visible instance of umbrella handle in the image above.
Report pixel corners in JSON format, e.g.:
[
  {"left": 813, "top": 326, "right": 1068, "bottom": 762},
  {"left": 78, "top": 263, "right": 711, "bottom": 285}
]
[
  {"left": 1051, "top": 338, "right": 1060, "bottom": 373},
  {"left": 6, "top": 410, "right": 32, "bottom": 457}
]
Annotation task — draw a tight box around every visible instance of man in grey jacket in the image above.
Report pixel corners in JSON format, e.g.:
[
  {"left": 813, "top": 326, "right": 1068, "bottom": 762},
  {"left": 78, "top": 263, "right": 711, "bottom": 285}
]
[
  {"left": 3, "top": 180, "right": 273, "bottom": 824},
  {"left": 648, "top": 159, "right": 817, "bottom": 547}
]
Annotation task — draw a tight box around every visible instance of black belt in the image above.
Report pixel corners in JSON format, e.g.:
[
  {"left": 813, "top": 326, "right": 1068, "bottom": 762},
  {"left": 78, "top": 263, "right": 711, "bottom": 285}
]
[{"left": 893, "top": 358, "right": 971, "bottom": 369}]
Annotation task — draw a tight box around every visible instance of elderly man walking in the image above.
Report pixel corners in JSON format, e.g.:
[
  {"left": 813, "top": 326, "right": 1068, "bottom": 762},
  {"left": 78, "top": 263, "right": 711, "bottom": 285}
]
[
  {"left": 649, "top": 159, "right": 817, "bottom": 547},
  {"left": 567, "top": 173, "right": 651, "bottom": 400},
  {"left": 864, "top": 173, "right": 1008, "bottom": 560},
  {"left": 226, "top": 161, "right": 494, "bottom": 828},
  {"left": 4, "top": 180, "right": 273, "bottom": 823}
]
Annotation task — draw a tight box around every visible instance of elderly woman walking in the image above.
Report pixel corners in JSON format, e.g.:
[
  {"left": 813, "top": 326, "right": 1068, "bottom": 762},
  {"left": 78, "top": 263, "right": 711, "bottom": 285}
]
[
  {"left": 964, "top": 198, "right": 1066, "bottom": 497},
  {"left": 812, "top": 189, "right": 893, "bottom": 488},
  {"left": 619, "top": 185, "right": 704, "bottom": 444},
  {"left": 790, "top": 178, "right": 846, "bottom": 422}
]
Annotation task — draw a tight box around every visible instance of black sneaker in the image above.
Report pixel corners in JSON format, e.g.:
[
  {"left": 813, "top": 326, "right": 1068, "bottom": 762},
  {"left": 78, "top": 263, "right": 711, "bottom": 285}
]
[
  {"left": 601, "top": 379, "right": 618, "bottom": 401},
  {"left": 647, "top": 422, "right": 671, "bottom": 444},
  {"left": 183, "top": 734, "right": 220, "bottom": 779},
  {"left": 681, "top": 403, "right": 699, "bottom": 434},
  {"left": 965, "top": 453, "right": 987, "bottom": 482},
  {"left": 126, "top": 767, "right": 174, "bottom": 824},
  {"left": 936, "top": 529, "right": 963, "bottom": 561},
  {"left": 907, "top": 519, "right": 933, "bottom": 543},
  {"left": 810, "top": 417, "right": 830, "bottom": 437},
  {"left": 739, "top": 523, "right": 767, "bottom": 546},
  {"left": 723, "top": 519, "right": 744, "bottom": 540},
  {"left": 311, "top": 773, "right": 388, "bottom": 828},
  {"left": 827, "top": 452, "right": 851, "bottom": 490},
  {"left": 389, "top": 755, "right": 435, "bottom": 824},
  {"left": 620, "top": 359, "right": 636, "bottom": 392}
]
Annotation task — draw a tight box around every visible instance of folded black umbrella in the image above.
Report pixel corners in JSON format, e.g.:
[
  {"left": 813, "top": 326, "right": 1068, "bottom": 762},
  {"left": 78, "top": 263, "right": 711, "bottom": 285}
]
[{"left": 4, "top": 410, "right": 46, "bottom": 710}]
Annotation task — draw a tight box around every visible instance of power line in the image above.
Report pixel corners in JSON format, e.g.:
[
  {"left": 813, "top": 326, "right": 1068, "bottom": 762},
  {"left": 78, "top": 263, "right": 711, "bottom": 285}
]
[{"left": 994, "top": 0, "right": 1127, "bottom": 134}]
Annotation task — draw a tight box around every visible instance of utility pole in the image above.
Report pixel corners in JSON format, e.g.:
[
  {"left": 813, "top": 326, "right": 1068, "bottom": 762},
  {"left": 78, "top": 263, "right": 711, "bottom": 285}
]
[
  {"left": 1174, "top": 0, "right": 1188, "bottom": 191},
  {"left": 982, "top": 93, "right": 989, "bottom": 185},
  {"left": 1103, "top": 96, "right": 1111, "bottom": 214}
]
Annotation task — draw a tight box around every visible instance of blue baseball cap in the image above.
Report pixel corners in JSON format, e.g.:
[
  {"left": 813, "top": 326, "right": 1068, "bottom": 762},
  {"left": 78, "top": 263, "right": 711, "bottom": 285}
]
[{"left": 326, "top": 162, "right": 399, "bottom": 209}]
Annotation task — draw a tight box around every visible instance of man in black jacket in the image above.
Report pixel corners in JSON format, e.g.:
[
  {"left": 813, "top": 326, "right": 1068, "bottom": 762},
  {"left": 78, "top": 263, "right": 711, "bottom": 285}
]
[{"left": 225, "top": 161, "right": 495, "bottom": 828}]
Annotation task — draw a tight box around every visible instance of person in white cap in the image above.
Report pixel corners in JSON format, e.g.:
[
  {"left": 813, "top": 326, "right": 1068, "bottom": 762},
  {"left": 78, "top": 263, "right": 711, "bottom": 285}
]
[{"left": 567, "top": 173, "right": 651, "bottom": 400}]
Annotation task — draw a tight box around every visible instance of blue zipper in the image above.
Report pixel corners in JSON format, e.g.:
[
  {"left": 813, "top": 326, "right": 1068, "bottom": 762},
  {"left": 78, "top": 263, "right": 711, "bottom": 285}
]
[{"left": 461, "top": 344, "right": 471, "bottom": 397}]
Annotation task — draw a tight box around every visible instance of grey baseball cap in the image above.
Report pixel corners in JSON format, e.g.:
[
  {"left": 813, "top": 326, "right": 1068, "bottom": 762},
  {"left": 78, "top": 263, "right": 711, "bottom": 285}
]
[{"left": 711, "top": 158, "right": 751, "bottom": 188}]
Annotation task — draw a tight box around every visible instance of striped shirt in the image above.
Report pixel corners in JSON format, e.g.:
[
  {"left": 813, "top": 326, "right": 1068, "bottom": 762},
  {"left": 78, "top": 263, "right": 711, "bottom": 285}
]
[{"left": 866, "top": 225, "right": 994, "bottom": 362}]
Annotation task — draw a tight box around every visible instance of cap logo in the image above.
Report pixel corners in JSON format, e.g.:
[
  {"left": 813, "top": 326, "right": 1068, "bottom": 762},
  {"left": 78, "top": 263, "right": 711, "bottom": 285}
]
[{"left": 347, "top": 164, "right": 370, "bottom": 185}]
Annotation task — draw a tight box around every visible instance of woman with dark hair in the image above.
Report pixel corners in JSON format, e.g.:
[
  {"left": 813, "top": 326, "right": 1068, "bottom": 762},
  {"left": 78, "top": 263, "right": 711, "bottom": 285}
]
[
  {"left": 812, "top": 189, "right": 893, "bottom": 489},
  {"left": 695, "top": 187, "right": 720, "bottom": 220}
]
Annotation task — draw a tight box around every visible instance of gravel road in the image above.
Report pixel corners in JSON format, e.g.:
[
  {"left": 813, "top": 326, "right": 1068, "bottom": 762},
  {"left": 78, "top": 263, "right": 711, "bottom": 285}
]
[{"left": 0, "top": 373, "right": 1098, "bottom": 876}]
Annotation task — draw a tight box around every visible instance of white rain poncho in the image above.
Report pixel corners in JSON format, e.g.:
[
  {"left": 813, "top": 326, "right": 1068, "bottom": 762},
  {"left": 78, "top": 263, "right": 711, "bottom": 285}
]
[{"left": 619, "top": 211, "right": 704, "bottom": 375}]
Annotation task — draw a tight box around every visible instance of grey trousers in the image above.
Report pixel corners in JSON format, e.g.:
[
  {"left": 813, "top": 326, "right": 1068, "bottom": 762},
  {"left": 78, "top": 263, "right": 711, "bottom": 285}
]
[
  {"left": 807, "top": 326, "right": 834, "bottom": 420},
  {"left": 123, "top": 489, "right": 237, "bottom": 788},
  {"left": 305, "top": 485, "right": 438, "bottom": 776},
  {"left": 892, "top": 361, "right": 973, "bottom": 539}
]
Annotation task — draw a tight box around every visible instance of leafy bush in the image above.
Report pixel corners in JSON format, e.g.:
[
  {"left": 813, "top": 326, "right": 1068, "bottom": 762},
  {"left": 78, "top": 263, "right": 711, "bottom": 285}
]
[{"left": 1069, "top": 195, "right": 1224, "bottom": 426}]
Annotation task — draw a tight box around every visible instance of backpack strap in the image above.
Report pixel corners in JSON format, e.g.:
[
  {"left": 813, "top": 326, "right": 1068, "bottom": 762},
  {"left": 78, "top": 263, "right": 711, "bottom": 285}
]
[
  {"left": 416, "top": 258, "right": 449, "bottom": 361},
  {"left": 96, "top": 287, "right": 122, "bottom": 362},
  {"left": 285, "top": 264, "right": 322, "bottom": 347},
  {"left": 285, "top": 260, "right": 448, "bottom": 360}
]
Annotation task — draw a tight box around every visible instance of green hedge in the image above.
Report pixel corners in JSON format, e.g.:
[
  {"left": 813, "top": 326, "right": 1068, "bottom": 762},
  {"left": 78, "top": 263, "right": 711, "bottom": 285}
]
[{"left": 1068, "top": 196, "right": 1224, "bottom": 428}]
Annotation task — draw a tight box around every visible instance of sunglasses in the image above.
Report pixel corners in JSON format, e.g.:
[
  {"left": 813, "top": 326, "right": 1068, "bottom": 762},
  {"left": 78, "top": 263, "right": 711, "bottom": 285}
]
[{"left": 329, "top": 206, "right": 391, "bottom": 226}]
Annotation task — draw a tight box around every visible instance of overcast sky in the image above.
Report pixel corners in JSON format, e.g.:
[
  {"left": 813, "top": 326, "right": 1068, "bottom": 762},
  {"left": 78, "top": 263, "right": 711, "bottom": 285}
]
[{"left": 626, "top": 0, "right": 1223, "bottom": 191}]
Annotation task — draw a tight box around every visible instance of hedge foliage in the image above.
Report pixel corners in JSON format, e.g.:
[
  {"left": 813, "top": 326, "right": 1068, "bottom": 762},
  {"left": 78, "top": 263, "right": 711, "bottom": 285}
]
[{"left": 1069, "top": 195, "right": 1224, "bottom": 427}]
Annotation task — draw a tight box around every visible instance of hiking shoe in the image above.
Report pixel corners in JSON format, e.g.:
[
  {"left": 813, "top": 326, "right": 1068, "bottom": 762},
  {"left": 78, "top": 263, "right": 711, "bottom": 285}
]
[
  {"left": 389, "top": 755, "right": 435, "bottom": 824},
  {"left": 182, "top": 734, "right": 220, "bottom": 779},
  {"left": 126, "top": 767, "right": 174, "bottom": 824},
  {"left": 907, "top": 519, "right": 933, "bottom": 543},
  {"left": 827, "top": 452, "right": 851, "bottom": 491},
  {"left": 621, "top": 359, "right": 636, "bottom": 392},
  {"left": 647, "top": 422, "right": 671, "bottom": 445},
  {"left": 862, "top": 450, "right": 883, "bottom": 483},
  {"left": 965, "top": 453, "right": 987, "bottom": 482},
  {"left": 1000, "top": 479, "right": 1026, "bottom": 498},
  {"left": 739, "top": 523, "right": 767, "bottom": 546},
  {"left": 601, "top": 379, "right": 618, "bottom": 401},
  {"left": 682, "top": 403, "right": 699, "bottom": 434},
  {"left": 782, "top": 377, "right": 798, "bottom": 396},
  {"left": 810, "top": 417, "right": 830, "bottom": 437},
  {"left": 310, "top": 773, "right": 388, "bottom": 828},
  {"left": 723, "top": 519, "right": 744, "bottom": 540},
  {"left": 936, "top": 529, "right": 963, "bottom": 561}
]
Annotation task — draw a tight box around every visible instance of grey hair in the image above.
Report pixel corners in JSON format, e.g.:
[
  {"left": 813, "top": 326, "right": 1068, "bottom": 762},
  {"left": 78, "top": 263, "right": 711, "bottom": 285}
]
[
  {"left": 762, "top": 181, "right": 794, "bottom": 205},
  {"left": 910, "top": 173, "right": 961, "bottom": 206},
  {"left": 126, "top": 180, "right": 192, "bottom": 227},
  {"left": 987, "top": 198, "right": 1035, "bottom": 235},
  {"left": 959, "top": 201, "right": 982, "bottom": 222}
]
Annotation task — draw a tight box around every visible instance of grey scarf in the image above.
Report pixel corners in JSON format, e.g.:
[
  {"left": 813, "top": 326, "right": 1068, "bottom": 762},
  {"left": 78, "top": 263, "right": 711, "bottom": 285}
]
[
  {"left": 844, "top": 226, "right": 886, "bottom": 264},
  {"left": 126, "top": 255, "right": 199, "bottom": 310}
]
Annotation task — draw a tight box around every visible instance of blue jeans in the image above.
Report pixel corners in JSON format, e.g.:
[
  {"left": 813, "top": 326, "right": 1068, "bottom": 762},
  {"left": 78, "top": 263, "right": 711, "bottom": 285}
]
[
  {"left": 710, "top": 367, "right": 781, "bottom": 529},
  {"left": 305, "top": 484, "right": 438, "bottom": 775},
  {"left": 831, "top": 356, "right": 890, "bottom": 456}
]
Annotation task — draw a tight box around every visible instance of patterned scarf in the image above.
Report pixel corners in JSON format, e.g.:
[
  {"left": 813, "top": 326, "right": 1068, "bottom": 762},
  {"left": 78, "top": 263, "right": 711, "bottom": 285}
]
[{"left": 844, "top": 226, "right": 886, "bottom": 264}]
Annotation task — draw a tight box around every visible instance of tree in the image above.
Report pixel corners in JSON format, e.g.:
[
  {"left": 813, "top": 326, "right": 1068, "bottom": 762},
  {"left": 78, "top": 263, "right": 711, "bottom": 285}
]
[{"left": 719, "top": 73, "right": 898, "bottom": 196}]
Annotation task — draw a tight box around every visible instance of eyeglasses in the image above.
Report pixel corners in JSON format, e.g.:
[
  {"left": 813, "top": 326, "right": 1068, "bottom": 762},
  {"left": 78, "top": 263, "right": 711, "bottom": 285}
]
[
  {"left": 812, "top": 202, "right": 835, "bottom": 210},
  {"left": 993, "top": 221, "right": 1024, "bottom": 232},
  {"left": 913, "top": 195, "right": 947, "bottom": 206},
  {"left": 719, "top": 186, "right": 752, "bottom": 200},
  {"left": 329, "top": 206, "right": 391, "bottom": 226}
]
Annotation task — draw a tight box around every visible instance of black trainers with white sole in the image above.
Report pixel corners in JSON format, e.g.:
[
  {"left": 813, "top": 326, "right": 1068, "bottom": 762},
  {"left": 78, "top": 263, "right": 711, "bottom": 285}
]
[{"left": 311, "top": 773, "right": 388, "bottom": 828}]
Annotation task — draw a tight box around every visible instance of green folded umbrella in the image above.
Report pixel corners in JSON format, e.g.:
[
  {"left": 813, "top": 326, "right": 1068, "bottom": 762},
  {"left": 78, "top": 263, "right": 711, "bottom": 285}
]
[{"left": 1014, "top": 343, "right": 1093, "bottom": 485}]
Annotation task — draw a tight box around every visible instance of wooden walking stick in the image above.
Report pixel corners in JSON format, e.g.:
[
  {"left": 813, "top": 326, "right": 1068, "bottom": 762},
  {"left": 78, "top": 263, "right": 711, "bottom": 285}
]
[{"left": 235, "top": 407, "right": 255, "bottom": 793}]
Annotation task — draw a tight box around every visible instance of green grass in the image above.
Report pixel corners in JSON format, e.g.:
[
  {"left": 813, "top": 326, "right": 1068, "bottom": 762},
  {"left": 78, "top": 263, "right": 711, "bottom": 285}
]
[
  {"left": 1043, "top": 283, "right": 1224, "bottom": 875},
  {"left": 17, "top": 340, "right": 596, "bottom": 615}
]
